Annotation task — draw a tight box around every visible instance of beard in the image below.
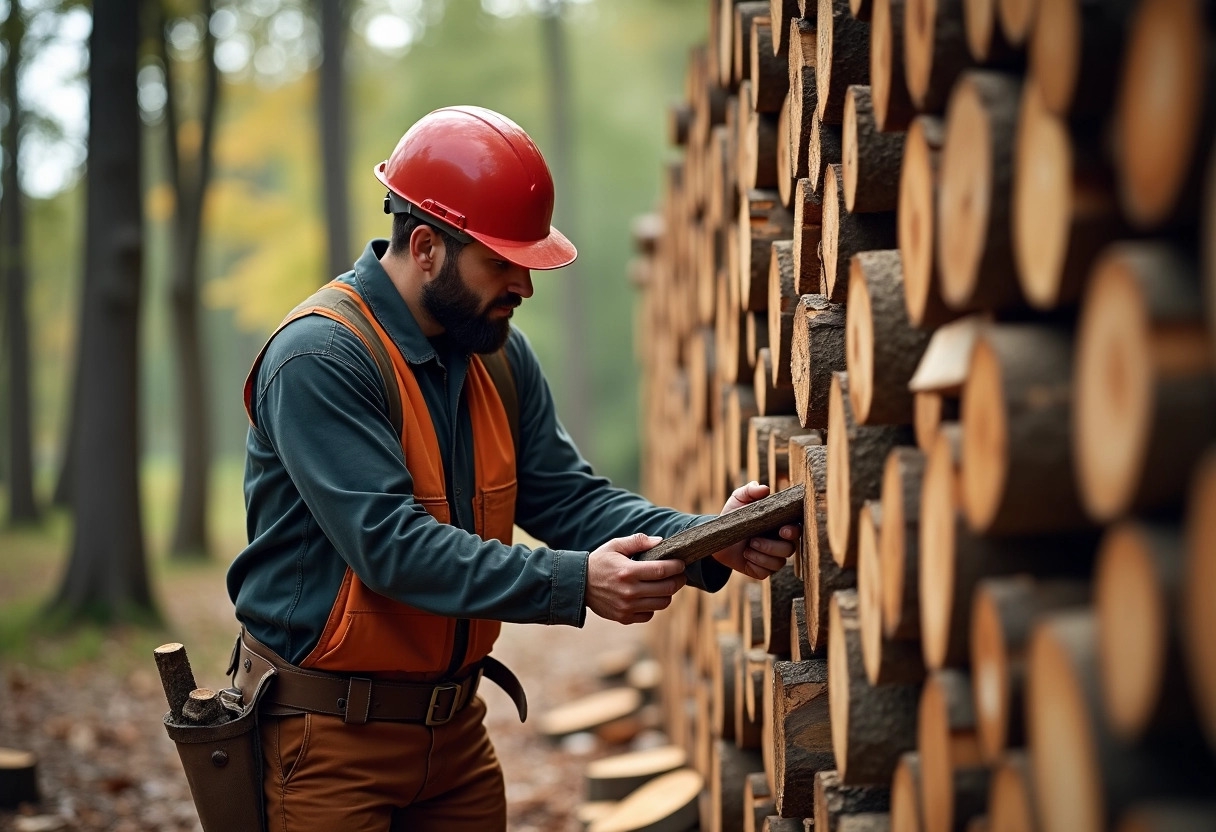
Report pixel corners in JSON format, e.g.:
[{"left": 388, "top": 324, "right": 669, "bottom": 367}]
[{"left": 420, "top": 252, "right": 520, "bottom": 354}]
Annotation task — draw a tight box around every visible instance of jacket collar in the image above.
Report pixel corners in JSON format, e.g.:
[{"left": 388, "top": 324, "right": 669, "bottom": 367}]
[{"left": 350, "top": 238, "right": 447, "bottom": 367}]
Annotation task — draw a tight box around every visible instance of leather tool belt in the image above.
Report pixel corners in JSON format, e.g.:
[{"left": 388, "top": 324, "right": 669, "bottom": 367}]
[{"left": 229, "top": 628, "right": 528, "bottom": 725}]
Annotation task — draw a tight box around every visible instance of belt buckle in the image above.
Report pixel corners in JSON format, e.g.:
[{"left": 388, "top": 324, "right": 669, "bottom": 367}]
[{"left": 425, "top": 683, "right": 461, "bottom": 726}]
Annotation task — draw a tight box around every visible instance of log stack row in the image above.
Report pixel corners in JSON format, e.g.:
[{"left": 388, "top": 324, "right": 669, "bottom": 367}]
[{"left": 630, "top": 1, "right": 1216, "bottom": 830}]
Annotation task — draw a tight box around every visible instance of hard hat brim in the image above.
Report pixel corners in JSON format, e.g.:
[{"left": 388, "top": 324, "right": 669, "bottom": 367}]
[{"left": 471, "top": 225, "right": 578, "bottom": 271}]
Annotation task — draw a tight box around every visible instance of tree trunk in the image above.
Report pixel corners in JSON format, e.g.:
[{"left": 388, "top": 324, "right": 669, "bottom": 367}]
[
  {"left": 51, "top": 0, "right": 156, "bottom": 622},
  {"left": 317, "top": 0, "right": 351, "bottom": 277}
]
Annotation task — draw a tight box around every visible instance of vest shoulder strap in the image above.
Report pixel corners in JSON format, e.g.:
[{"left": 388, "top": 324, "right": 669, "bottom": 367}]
[
  {"left": 478, "top": 347, "right": 520, "bottom": 457},
  {"left": 293, "top": 287, "right": 405, "bottom": 437}
]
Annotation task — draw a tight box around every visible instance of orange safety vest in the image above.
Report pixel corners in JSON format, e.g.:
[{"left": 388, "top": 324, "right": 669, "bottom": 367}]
[{"left": 244, "top": 279, "right": 517, "bottom": 682}]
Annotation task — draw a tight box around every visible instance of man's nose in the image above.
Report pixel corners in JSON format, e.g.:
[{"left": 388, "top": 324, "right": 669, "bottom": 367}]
[{"left": 509, "top": 268, "right": 534, "bottom": 299}]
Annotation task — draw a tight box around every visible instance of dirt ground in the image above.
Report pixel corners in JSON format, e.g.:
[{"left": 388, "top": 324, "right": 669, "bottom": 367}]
[{"left": 0, "top": 573, "right": 656, "bottom": 832}]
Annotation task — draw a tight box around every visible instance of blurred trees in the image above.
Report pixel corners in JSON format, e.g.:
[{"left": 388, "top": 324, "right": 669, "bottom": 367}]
[{"left": 317, "top": 0, "right": 351, "bottom": 276}]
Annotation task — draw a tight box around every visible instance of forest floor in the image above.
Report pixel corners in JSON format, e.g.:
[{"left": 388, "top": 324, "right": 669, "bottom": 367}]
[{"left": 0, "top": 489, "right": 657, "bottom": 832}]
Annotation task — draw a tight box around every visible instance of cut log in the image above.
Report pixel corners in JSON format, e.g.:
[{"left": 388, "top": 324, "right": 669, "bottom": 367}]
[
  {"left": 1012, "top": 82, "right": 1122, "bottom": 309},
  {"left": 917, "top": 669, "right": 988, "bottom": 832},
  {"left": 0, "top": 748, "right": 38, "bottom": 809},
  {"left": 964, "top": 0, "right": 1018, "bottom": 64},
  {"left": 880, "top": 447, "right": 925, "bottom": 642},
  {"left": 1115, "top": 805, "right": 1216, "bottom": 832},
  {"left": 822, "top": 164, "right": 898, "bottom": 303},
  {"left": 728, "top": 386, "right": 761, "bottom": 486},
  {"left": 960, "top": 324, "right": 1086, "bottom": 535},
  {"left": 752, "top": 18, "right": 791, "bottom": 114},
  {"left": 859, "top": 499, "right": 924, "bottom": 685},
  {"left": 1027, "top": 611, "right": 1216, "bottom": 832},
  {"left": 815, "top": 770, "right": 892, "bottom": 832},
  {"left": 986, "top": 751, "right": 1035, "bottom": 832},
  {"left": 778, "top": 95, "right": 798, "bottom": 208},
  {"left": 1183, "top": 450, "right": 1216, "bottom": 751},
  {"left": 969, "top": 576, "right": 1090, "bottom": 763},
  {"left": 1029, "top": 0, "right": 1131, "bottom": 120},
  {"left": 589, "top": 768, "right": 703, "bottom": 832},
  {"left": 742, "top": 88, "right": 781, "bottom": 192},
  {"left": 770, "top": 0, "right": 800, "bottom": 54},
  {"left": 153, "top": 642, "right": 198, "bottom": 724},
  {"left": 844, "top": 86, "right": 906, "bottom": 213},
  {"left": 747, "top": 311, "right": 771, "bottom": 377},
  {"left": 744, "top": 579, "right": 767, "bottom": 649},
  {"left": 828, "top": 372, "right": 913, "bottom": 568},
  {"left": 579, "top": 801, "right": 619, "bottom": 829},
  {"left": 904, "top": 0, "right": 972, "bottom": 113},
  {"left": 890, "top": 753, "right": 924, "bottom": 832},
  {"left": 871, "top": 0, "right": 916, "bottom": 132},
  {"left": 746, "top": 771, "right": 775, "bottom": 832},
  {"left": 793, "top": 180, "right": 825, "bottom": 295},
  {"left": 829, "top": 590, "right": 920, "bottom": 785},
  {"left": 771, "top": 658, "right": 834, "bottom": 817},
  {"left": 736, "top": 645, "right": 766, "bottom": 749},
  {"left": 809, "top": 110, "right": 844, "bottom": 194},
  {"left": 839, "top": 814, "right": 893, "bottom": 832},
  {"left": 715, "top": 633, "right": 744, "bottom": 742},
  {"left": 913, "top": 392, "right": 957, "bottom": 455},
  {"left": 897, "top": 115, "right": 953, "bottom": 328},
  {"left": 996, "top": 0, "right": 1037, "bottom": 47},
  {"left": 802, "top": 444, "right": 855, "bottom": 654},
  {"left": 1073, "top": 244, "right": 1215, "bottom": 521},
  {"left": 181, "top": 688, "right": 230, "bottom": 726},
  {"left": 789, "top": 19, "right": 820, "bottom": 183},
  {"left": 748, "top": 415, "right": 807, "bottom": 485},
  {"left": 739, "top": 189, "right": 795, "bottom": 312},
  {"left": 937, "top": 71, "right": 1023, "bottom": 312},
  {"left": 587, "top": 746, "right": 689, "bottom": 802},
  {"left": 1114, "top": 0, "right": 1213, "bottom": 228},
  {"left": 540, "top": 689, "right": 644, "bottom": 738},
  {"left": 736, "top": 2, "right": 775, "bottom": 86},
  {"left": 791, "top": 596, "right": 814, "bottom": 660},
  {"left": 763, "top": 563, "right": 803, "bottom": 656},
  {"left": 756, "top": 348, "right": 797, "bottom": 418},
  {"left": 791, "top": 294, "right": 848, "bottom": 429},
  {"left": 1095, "top": 522, "right": 1200, "bottom": 744},
  {"left": 768, "top": 240, "right": 799, "bottom": 387},
  {"left": 818, "top": 0, "right": 872, "bottom": 124},
  {"left": 846, "top": 250, "right": 931, "bottom": 425}
]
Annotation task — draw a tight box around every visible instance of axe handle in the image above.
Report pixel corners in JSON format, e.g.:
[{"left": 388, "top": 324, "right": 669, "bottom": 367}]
[{"left": 635, "top": 484, "right": 805, "bottom": 565}]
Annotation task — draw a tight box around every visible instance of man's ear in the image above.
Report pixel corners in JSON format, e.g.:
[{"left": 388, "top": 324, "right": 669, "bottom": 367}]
[{"left": 409, "top": 224, "right": 444, "bottom": 275}]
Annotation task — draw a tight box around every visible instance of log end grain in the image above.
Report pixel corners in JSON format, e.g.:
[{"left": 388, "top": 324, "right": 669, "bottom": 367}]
[{"left": 1184, "top": 451, "right": 1216, "bottom": 751}]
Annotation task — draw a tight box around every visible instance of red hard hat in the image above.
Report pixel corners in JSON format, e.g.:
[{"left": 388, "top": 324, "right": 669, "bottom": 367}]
[{"left": 375, "top": 106, "right": 577, "bottom": 270}]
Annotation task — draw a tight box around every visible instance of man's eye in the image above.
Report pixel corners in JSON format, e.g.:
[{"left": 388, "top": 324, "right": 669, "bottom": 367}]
[{"left": 493, "top": 260, "right": 510, "bottom": 269}]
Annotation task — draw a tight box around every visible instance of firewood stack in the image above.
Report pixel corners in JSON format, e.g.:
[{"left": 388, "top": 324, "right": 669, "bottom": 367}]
[{"left": 632, "top": 1, "right": 1216, "bottom": 830}]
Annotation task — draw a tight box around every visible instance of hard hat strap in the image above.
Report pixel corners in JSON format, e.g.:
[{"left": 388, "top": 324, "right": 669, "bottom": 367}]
[{"left": 383, "top": 191, "right": 475, "bottom": 245}]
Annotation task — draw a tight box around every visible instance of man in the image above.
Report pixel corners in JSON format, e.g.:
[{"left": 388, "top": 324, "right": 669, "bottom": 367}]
[{"left": 226, "top": 105, "right": 799, "bottom": 831}]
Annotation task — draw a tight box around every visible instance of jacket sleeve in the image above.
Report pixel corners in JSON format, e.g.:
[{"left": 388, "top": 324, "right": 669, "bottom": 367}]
[{"left": 505, "top": 329, "right": 730, "bottom": 592}]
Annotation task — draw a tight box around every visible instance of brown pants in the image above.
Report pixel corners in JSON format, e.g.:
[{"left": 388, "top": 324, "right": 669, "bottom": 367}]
[{"left": 259, "top": 696, "right": 506, "bottom": 831}]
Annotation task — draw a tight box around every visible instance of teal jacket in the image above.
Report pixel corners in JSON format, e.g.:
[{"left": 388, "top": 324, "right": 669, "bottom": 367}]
[{"left": 227, "top": 239, "right": 729, "bottom": 666}]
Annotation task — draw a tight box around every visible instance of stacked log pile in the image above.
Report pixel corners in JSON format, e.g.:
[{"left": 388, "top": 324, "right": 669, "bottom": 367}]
[{"left": 631, "top": 1, "right": 1216, "bottom": 830}]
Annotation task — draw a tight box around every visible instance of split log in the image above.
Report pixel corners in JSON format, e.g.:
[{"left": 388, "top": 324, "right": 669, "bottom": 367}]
[
  {"left": 890, "top": 753, "right": 924, "bottom": 832},
  {"left": 771, "top": 658, "right": 834, "bottom": 817},
  {"left": 906, "top": 316, "right": 982, "bottom": 398},
  {"left": 917, "top": 670, "right": 988, "bottom": 832},
  {"left": 803, "top": 444, "right": 855, "bottom": 654},
  {"left": 904, "top": 0, "right": 972, "bottom": 113},
  {"left": 756, "top": 348, "right": 797, "bottom": 417},
  {"left": 1114, "top": 0, "right": 1214, "bottom": 229},
  {"left": 829, "top": 590, "right": 920, "bottom": 785},
  {"left": 985, "top": 751, "right": 1035, "bottom": 832},
  {"left": 897, "top": 115, "right": 953, "bottom": 327},
  {"left": 0, "top": 748, "right": 38, "bottom": 809},
  {"left": 815, "top": 770, "right": 892, "bottom": 832},
  {"left": 937, "top": 71, "right": 1023, "bottom": 312},
  {"left": 728, "top": 385, "right": 761, "bottom": 484},
  {"left": 589, "top": 768, "right": 703, "bottom": 832},
  {"left": 839, "top": 814, "right": 893, "bottom": 832},
  {"left": 1183, "top": 451, "right": 1216, "bottom": 751},
  {"left": 762, "top": 563, "right": 804, "bottom": 656},
  {"left": 843, "top": 86, "right": 906, "bottom": 212},
  {"left": 959, "top": 323, "right": 1086, "bottom": 535},
  {"left": 880, "top": 447, "right": 924, "bottom": 642},
  {"left": 768, "top": 240, "right": 799, "bottom": 387},
  {"left": 735, "top": 2, "right": 775, "bottom": 86},
  {"left": 789, "top": 19, "right": 820, "bottom": 184},
  {"left": 1095, "top": 522, "right": 1200, "bottom": 744},
  {"left": 752, "top": 19, "right": 790, "bottom": 114},
  {"left": 1029, "top": 0, "right": 1130, "bottom": 120},
  {"left": 822, "top": 164, "right": 897, "bottom": 303},
  {"left": 154, "top": 642, "right": 198, "bottom": 724},
  {"left": 739, "top": 189, "right": 794, "bottom": 312},
  {"left": 1027, "top": 611, "right": 1216, "bottom": 832},
  {"left": 919, "top": 426, "right": 1096, "bottom": 668},
  {"left": 1012, "top": 82, "right": 1121, "bottom": 309},
  {"left": 746, "top": 772, "right": 776, "bottom": 832},
  {"left": 748, "top": 415, "right": 807, "bottom": 485},
  {"left": 791, "top": 596, "right": 814, "bottom": 660},
  {"left": 1115, "top": 805, "right": 1216, "bottom": 832},
  {"left": 817, "top": 0, "right": 872, "bottom": 124},
  {"left": 963, "top": 0, "right": 1018, "bottom": 64},
  {"left": 793, "top": 180, "right": 825, "bottom": 294},
  {"left": 870, "top": 0, "right": 915, "bottom": 132},
  {"left": 587, "top": 746, "right": 689, "bottom": 801},
  {"left": 791, "top": 294, "right": 848, "bottom": 429},
  {"left": 809, "top": 110, "right": 844, "bottom": 194},
  {"left": 859, "top": 500, "right": 924, "bottom": 685},
  {"left": 828, "top": 372, "right": 913, "bottom": 568},
  {"left": 1073, "top": 244, "right": 1215, "bottom": 521},
  {"left": 969, "top": 576, "right": 1090, "bottom": 763},
  {"left": 846, "top": 250, "right": 931, "bottom": 425},
  {"left": 540, "top": 688, "right": 643, "bottom": 737}
]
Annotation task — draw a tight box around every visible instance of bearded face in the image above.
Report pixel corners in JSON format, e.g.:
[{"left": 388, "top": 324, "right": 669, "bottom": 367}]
[{"left": 420, "top": 249, "right": 522, "bottom": 354}]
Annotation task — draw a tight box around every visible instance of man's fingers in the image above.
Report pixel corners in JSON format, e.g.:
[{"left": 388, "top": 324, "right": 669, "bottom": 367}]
[
  {"left": 628, "top": 554, "right": 687, "bottom": 581},
  {"left": 612, "top": 532, "right": 664, "bottom": 556}
]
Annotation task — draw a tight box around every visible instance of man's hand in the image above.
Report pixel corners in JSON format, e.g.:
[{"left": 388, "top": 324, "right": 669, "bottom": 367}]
[
  {"left": 586, "top": 533, "right": 687, "bottom": 624},
  {"left": 712, "top": 481, "right": 801, "bottom": 579}
]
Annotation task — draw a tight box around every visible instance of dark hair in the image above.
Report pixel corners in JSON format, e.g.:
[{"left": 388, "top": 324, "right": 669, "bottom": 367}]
[{"left": 389, "top": 212, "right": 467, "bottom": 262}]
